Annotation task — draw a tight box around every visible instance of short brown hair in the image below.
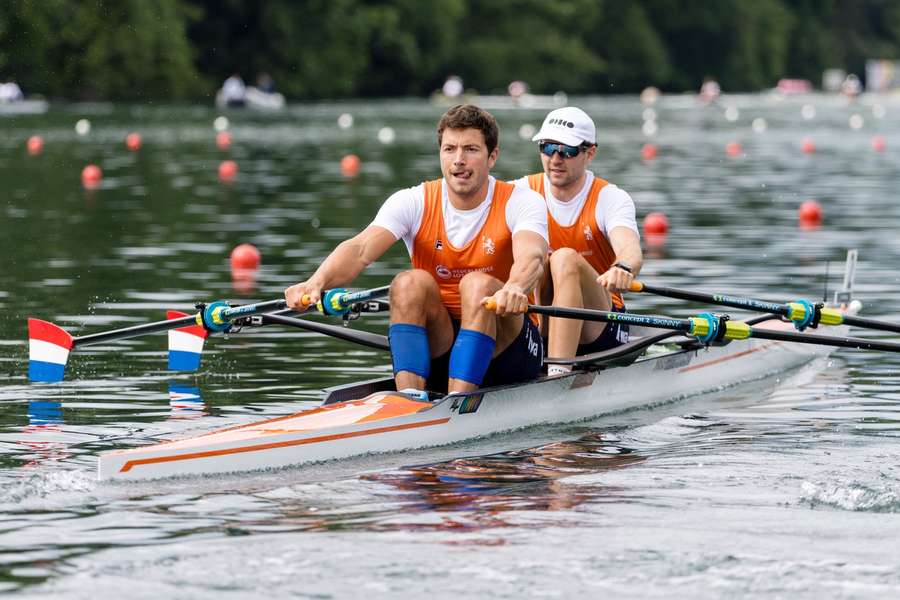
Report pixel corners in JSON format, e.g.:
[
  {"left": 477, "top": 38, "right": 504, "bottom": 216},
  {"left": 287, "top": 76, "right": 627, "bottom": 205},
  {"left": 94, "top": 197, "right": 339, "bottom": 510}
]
[{"left": 437, "top": 104, "right": 499, "bottom": 154}]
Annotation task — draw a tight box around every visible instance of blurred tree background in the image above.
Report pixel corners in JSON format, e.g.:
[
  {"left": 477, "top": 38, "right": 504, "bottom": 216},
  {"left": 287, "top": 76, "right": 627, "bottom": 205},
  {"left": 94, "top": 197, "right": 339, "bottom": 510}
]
[{"left": 1, "top": 0, "right": 898, "bottom": 101}]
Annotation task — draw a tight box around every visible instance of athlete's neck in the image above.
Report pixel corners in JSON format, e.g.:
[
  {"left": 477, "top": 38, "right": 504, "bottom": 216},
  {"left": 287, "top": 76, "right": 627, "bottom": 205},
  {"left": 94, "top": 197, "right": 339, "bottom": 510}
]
[
  {"left": 446, "top": 177, "right": 491, "bottom": 210},
  {"left": 548, "top": 171, "right": 587, "bottom": 203}
]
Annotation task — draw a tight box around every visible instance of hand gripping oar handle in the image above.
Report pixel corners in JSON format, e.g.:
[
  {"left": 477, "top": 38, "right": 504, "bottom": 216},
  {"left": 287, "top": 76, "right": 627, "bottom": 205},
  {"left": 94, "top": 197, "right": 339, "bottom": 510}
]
[
  {"left": 630, "top": 281, "right": 900, "bottom": 335},
  {"left": 300, "top": 284, "right": 392, "bottom": 317}
]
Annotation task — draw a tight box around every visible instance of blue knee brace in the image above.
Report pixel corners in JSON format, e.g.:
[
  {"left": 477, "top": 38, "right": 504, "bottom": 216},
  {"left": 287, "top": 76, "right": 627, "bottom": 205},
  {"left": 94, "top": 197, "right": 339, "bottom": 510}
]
[
  {"left": 388, "top": 324, "right": 430, "bottom": 379},
  {"left": 448, "top": 329, "right": 495, "bottom": 385}
]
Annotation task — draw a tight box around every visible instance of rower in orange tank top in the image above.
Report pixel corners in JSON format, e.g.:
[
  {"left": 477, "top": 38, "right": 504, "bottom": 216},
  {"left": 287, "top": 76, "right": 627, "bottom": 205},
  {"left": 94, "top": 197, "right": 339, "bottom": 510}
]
[
  {"left": 413, "top": 179, "right": 539, "bottom": 325},
  {"left": 518, "top": 106, "right": 643, "bottom": 376},
  {"left": 285, "top": 105, "right": 549, "bottom": 397}
]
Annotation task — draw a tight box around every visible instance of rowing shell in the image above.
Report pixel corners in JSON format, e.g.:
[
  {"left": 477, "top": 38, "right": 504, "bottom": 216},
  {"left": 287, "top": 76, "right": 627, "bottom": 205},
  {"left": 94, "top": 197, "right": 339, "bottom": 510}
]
[{"left": 97, "top": 307, "right": 859, "bottom": 481}]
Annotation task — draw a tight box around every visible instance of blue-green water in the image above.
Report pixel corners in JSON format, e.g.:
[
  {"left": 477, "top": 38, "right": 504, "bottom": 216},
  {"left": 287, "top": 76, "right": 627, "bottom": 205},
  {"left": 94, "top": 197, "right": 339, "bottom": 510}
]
[{"left": 1, "top": 95, "right": 900, "bottom": 598}]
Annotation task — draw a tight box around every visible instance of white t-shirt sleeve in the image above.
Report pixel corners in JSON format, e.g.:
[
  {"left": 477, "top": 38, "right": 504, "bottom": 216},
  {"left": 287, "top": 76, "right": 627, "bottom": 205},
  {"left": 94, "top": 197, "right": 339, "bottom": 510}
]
[
  {"left": 596, "top": 184, "right": 639, "bottom": 237},
  {"left": 370, "top": 184, "right": 425, "bottom": 255},
  {"left": 505, "top": 186, "right": 548, "bottom": 242}
]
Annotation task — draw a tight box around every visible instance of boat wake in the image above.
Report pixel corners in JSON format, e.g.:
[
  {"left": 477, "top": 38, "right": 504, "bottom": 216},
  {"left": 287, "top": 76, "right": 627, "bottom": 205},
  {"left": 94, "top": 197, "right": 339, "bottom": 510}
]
[
  {"left": 0, "top": 469, "right": 95, "bottom": 507},
  {"left": 800, "top": 480, "right": 900, "bottom": 513}
]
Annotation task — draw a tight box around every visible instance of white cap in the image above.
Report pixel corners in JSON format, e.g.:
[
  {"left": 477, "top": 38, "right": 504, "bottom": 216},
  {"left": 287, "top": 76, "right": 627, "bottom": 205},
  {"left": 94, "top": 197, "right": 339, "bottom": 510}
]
[{"left": 531, "top": 106, "right": 596, "bottom": 146}]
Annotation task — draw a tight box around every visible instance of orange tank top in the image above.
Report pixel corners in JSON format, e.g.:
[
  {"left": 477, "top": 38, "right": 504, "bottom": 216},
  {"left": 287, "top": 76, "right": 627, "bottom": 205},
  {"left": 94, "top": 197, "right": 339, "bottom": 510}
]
[
  {"left": 527, "top": 173, "right": 624, "bottom": 308},
  {"left": 412, "top": 179, "right": 537, "bottom": 322}
]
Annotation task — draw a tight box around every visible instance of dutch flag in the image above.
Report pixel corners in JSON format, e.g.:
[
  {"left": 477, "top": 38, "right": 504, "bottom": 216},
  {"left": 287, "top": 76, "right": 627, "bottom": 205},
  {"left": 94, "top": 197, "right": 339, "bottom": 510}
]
[
  {"left": 167, "top": 311, "right": 208, "bottom": 371},
  {"left": 28, "top": 319, "right": 74, "bottom": 383}
]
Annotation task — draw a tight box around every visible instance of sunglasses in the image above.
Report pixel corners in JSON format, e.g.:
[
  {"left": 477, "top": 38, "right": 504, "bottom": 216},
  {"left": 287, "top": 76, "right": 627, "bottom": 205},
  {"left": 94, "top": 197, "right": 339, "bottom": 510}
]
[{"left": 539, "top": 141, "right": 590, "bottom": 159}]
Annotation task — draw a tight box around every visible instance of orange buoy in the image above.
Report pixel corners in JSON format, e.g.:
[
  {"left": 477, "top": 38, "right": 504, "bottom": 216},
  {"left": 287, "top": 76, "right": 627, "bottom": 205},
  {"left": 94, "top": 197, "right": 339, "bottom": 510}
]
[
  {"left": 216, "top": 131, "right": 232, "bottom": 151},
  {"left": 798, "top": 200, "right": 822, "bottom": 229},
  {"left": 125, "top": 132, "right": 142, "bottom": 151},
  {"left": 641, "top": 143, "right": 658, "bottom": 161},
  {"left": 218, "top": 160, "right": 238, "bottom": 182},
  {"left": 643, "top": 211, "right": 669, "bottom": 236},
  {"left": 872, "top": 135, "right": 886, "bottom": 152},
  {"left": 230, "top": 243, "right": 261, "bottom": 270},
  {"left": 726, "top": 141, "right": 742, "bottom": 157},
  {"left": 800, "top": 138, "right": 816, "bottom": 154},
  {"left": 26, "top": 135, "right": 44, "bottom": 156},
  {"left": 340, "top": 154, "right": 361, "bottom": 177},
  {"left": 81, "top": 164, "right": 103, "bottom": 189}
]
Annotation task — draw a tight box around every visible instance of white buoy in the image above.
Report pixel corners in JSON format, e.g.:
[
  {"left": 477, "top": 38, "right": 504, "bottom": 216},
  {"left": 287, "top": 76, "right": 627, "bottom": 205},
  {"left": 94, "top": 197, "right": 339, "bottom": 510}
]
[
  {"left": 377, "top": 127, "right": 396, "bottom": 144},
  {"left": 801, "top": 104, "right": 816, "bottom": 120},
  {"left": 642, "top": 108, "right": 657, "bottom": 122},
  {"left": 213, "top": 116, "right": 229, "bottom": 132},
  {"left": 849, "top": 114, "right": 864, "bottom": 130},
  {"left": 642, "top": 120, "right": 658, "bottom": 137},
  {"left": 872, "top": 104, "right": 886, "bottom": 119},
  {"left": 338, "top": 113, "right": 354, "bottom": 129},
  {"left": 724, "top": 106, "right": 739, "bottom": 122},
  {"left": 75, "top": 119, "right": 91, "bottom": 136},
  {"left": 751, "top": 117, "right": 767, "bottom": 133},
  {"left": 518, "top": 124, "right": 536, "bottom": 140}
]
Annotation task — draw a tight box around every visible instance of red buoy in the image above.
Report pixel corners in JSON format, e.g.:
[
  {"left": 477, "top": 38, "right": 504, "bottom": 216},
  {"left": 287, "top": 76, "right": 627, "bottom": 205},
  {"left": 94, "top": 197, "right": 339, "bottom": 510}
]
[
  {"left": 726, "top": 141, "right": 742, "bottom": 157},
  {"left": 798, "top": 200, "right": 822, "bottom": 229},
  {"left": 125, "top": 132, "right": 142, "bottom": 151},
  {"left": 218, "top": 160, "right": 238, "bottom": 182},
  {"left": 340, "top": 154, "right": 361, "bottom": 177},
  {"left": 81, "top": 164, "right": 103, "bottom": 189},
  {"left": 872, "top": 135, "right": 886, "bottom": 152},
  {"left": 641, "top": 143, "right": 658, "bottom": 161},
  {"left": 216, "top": 131, "right": 232, "bottom": 151},
  {"left": 801, "top": 138, "right": 816, "bottom": 154},
  {"left": 643, "top": 212, "right": 669, "bottom": 236},
  {"left": 26, "top": 135, "right": 44, "bottom": 156},
  {"left": 230, "top": 243, "right": 261, "bottom": 270}
]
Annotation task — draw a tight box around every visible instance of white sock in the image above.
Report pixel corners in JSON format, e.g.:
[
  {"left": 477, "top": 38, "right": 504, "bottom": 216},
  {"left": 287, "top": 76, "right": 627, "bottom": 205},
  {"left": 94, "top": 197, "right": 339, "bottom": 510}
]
[
  {"left": 399, "top": 388, "right": 429, "bottom": 401},
  {"left": 547, "top": 365, "right": 572, "bottom": 377}
]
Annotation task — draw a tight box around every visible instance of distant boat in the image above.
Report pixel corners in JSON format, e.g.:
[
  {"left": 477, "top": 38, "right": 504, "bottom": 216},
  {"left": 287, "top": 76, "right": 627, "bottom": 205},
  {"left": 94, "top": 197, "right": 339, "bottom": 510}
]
[
  {"left": 0, "top": 98, "right": 48, "bottom": 115},
  {"left": 215, "top": 86, "right": 285, "bottom": 111}
]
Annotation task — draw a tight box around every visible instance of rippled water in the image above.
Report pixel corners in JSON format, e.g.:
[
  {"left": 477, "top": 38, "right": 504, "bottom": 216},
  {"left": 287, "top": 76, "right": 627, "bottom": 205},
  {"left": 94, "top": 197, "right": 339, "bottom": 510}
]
[{"left": 2, "top": 95, "right": 900, "bottom": 597}]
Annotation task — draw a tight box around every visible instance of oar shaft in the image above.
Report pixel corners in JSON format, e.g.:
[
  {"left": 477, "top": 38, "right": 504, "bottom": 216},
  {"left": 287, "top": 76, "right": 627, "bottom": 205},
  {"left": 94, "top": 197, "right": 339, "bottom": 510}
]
[
  {"left": 842, "top": 314, "right": 900, "bottom": 335},
  {"left": 748, "top": 327, "right": 900, "bottom": 352},
  {"left": 524, "top": 304, "right": 694, "bottom": 332},
  {"left": 633, "top": 282, "right": 788, "bottom": 316},
  {"left": 73, "top": 314, "right": 198, "bottom": 347},
  {"left": 260, "top": 314, "right": 390, "bottom": 351}
]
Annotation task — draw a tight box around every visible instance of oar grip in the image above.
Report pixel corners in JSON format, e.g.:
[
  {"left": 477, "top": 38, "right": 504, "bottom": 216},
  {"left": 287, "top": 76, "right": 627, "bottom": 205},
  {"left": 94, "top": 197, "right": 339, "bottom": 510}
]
[
  {"left": 629, "top": 281, "right": 644, "bottom": 293},
  {"left": 300, "top": 294, "right": 312, "bottom": 307},
  {"left": 484, "top": 297, "right": 498, "bottom": 312}
]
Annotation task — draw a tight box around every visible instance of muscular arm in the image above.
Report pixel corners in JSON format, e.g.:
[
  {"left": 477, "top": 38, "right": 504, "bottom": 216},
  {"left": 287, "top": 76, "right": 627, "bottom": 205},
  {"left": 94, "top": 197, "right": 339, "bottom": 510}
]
[
  {"left": 490, "top": 230, "right": 548, "bottom": 315},
  {"left": 284, "top": 225, "right": 397, "bottom": 309},
  {"left": 597, "top": 226, "right": 643, "bottom": 292}
]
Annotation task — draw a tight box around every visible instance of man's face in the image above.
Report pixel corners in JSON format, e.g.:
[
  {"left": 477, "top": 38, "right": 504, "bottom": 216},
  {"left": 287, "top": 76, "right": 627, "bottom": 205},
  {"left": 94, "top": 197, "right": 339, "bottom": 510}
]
[
  {"left": 540, "top": 141, "right": 596, "bottom": 189},
  {"left": 439, "top": 128, "right": 498, "bottom": 199}
]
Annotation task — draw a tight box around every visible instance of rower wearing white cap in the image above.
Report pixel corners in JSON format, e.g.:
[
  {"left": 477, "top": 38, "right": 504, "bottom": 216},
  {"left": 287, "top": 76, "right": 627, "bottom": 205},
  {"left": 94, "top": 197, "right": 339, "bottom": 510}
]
[{"left": 513, "top": 106, "right": 643, "bottom": 375}]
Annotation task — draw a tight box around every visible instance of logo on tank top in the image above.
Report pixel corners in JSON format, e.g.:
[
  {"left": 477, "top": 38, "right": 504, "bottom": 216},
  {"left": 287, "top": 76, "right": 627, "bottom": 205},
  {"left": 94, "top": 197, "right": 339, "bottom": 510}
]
[
  {"left": 482, "top": 235, "right": 495, "bottom": 255},
  {"left": 583, "top": 225, "right": 593, "bottom": 241},
  {"left": 435, "top": 265, "right": 452, "bottom": 279},
  {"left": 435, "top": 239, "right": 443, "bottom": 250}
]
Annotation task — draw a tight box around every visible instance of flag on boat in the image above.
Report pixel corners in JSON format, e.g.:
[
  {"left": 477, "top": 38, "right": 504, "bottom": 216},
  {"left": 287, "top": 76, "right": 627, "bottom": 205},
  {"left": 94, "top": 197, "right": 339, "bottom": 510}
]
[
  {"left": 166, "top": 311, "right": 208, "bottom": 371},
  {"left": 28, "top": 319, "right": 74, "bottom": 383}
]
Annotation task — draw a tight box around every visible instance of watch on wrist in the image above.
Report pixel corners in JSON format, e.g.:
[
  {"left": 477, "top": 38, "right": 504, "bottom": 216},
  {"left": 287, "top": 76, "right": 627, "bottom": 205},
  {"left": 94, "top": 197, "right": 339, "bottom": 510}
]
[{"left": 613, "top": 261, "right": 633, "bottom": 274}]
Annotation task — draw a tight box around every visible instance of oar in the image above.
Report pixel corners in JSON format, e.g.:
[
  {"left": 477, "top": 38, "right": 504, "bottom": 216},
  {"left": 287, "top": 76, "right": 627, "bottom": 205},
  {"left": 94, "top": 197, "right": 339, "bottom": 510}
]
[
  {"left": 28, "top": 285, "right": 391, "bottom": 382},
  {"left": 630, "top": 280, "right": 900, "bottom": 335},
  {"left": 484, "top": 300, "right": 900, "bottom": 353}
]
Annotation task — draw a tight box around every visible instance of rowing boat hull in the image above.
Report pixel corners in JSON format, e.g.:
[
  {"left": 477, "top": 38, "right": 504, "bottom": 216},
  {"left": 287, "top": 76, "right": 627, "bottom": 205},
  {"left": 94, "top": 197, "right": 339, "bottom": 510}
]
[{"left": 98, "top": 314, "right": 852, "bottom": 481}]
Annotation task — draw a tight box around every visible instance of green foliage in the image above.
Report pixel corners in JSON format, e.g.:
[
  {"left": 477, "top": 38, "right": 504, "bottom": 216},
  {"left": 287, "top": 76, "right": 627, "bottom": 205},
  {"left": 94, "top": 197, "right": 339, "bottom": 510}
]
[{"left": 3, "top": 0, "right": 900, "bottom": 100}]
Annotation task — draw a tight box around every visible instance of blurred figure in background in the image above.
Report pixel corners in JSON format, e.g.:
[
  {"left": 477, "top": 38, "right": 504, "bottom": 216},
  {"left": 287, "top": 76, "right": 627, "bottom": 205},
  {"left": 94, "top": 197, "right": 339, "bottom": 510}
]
[
  {"left": 0, "top": 81, "right": 24, "bottom": 103},
  {"left": 221, "top": 73, "right": 246, "bottom": 107},
  {"left": 698, "top": 76, "right": 721, "bottom": 104},
  {"left": 256, "top": 72, "right": 275, "bottom": 94}
]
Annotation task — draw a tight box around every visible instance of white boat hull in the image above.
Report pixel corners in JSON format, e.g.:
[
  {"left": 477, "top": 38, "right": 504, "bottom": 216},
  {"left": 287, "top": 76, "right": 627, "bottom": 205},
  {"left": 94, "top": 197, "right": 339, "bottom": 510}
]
[{"left": 98, "top": 315, "right": 852, "bottom": 481}]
